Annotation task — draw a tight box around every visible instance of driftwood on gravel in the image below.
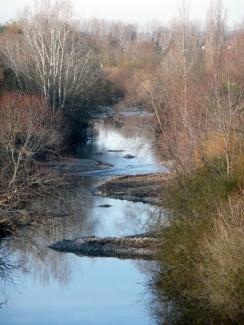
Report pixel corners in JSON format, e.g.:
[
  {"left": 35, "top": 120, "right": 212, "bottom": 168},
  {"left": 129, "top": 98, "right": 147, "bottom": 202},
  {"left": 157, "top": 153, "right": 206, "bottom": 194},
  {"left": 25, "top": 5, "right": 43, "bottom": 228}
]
[{"left": 49, "top": 231, "right": 160, "bottom": 260}]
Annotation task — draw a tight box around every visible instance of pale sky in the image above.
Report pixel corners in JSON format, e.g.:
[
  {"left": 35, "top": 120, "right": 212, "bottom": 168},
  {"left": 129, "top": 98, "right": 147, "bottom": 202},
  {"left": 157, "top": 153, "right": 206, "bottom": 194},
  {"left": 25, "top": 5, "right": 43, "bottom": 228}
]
[{"left": 0, "top": 0, "right": 243, "bottom": 27}]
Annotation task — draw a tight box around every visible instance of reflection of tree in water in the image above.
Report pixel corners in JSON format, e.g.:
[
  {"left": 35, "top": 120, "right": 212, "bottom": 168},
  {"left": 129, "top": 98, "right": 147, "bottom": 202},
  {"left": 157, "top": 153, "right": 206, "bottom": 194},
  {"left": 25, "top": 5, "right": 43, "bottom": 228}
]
[
  {"left": 142, "top": 260, "right": 207, "bottom": 324},
  {"left": 114, "top": 203, "right": 165, "bottom": 234},
  {"left": 113, "top": 112, "right": 168, "bottom": 163},
  {"left": 9, "top": 237, "right": 72, "bottom": 287},
  {"left": 132, "top": 255, "right": 200, "bottom": 324},
  {"left": 131, "top": 259, "right": 167, "bottom": 324},
  {"left": 3, "top": 178, "right": 99, "bottom": 288},
  {"left": 96, "top": 113, "right": 162, "bottom": 163},
  {"left": 0, "top": 243, "right": 23, "bottom": 283},
  {"left": 0, "top": 241, "right": 26, "bottom": 306},
  {"left": 29, "top": 177, "right": 99, "bottom": 238},
  {"left": 128, "top": 259, "right": 171, "bottom": 325}
]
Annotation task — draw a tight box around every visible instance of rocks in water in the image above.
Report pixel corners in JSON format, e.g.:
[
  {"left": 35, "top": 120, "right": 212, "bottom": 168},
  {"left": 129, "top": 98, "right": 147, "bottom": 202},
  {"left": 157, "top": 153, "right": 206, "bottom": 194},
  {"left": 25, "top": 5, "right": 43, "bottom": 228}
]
[
  {"left": 107, "top": 149, "right": 125, "bottom": 152},
  {"left": 97, "top": 204, "right": 112, "bottom": 208},
  {"left": 95, "top": 161, "right": 113, "bottom": 169},
  {"left": 95, "top": 152, "right": 104, "bottom": 156},
  {"left": 123, "top": 154, "right": 135, "bottom": 159},
  {"left": 49, "top": 231, "right": 160, "bottom": 260}
]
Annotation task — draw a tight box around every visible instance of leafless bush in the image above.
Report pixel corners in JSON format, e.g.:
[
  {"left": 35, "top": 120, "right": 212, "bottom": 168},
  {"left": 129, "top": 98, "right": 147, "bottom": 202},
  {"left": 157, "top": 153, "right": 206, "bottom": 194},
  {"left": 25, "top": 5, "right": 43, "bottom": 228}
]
[
  {"left": 0, "top": 92, "right": 61, "bottom": 213},
  {"left": 143, "top": 1, "right": 244, "bottom": 176}
]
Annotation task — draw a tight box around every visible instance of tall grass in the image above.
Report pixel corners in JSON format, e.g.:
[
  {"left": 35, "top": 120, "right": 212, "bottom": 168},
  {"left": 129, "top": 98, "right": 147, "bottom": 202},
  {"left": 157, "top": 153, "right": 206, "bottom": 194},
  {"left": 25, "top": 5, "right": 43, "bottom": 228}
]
[{"left": 154, "top": 156, "right": 244, "bottom": 323}]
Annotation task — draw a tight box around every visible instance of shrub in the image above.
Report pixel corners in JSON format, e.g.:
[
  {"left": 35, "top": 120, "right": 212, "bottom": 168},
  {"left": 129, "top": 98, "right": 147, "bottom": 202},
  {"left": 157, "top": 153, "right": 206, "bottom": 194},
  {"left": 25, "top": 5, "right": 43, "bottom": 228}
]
[
  {"left": 199, "top": 198, "right": 244, "bottom": 322},
  {"left": 155, "top": 156, "right": 244, "bottom": 323},
  {"left": 0, "top": 92, "right": 61, "bottom": 212}
]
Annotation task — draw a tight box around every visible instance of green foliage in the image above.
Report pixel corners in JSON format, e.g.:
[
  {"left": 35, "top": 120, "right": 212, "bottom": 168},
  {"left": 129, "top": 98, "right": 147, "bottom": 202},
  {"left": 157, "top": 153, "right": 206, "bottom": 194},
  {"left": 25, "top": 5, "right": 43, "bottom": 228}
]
[
  {"left": 0, "top": 25, "right": 6, "bottom": 33},
  {"left": 0, "top": 68, "right": 21, "bottom": 92},
  {"left": 87, "top": 78, "right": 124, "bottom": 105},
  {"left": 61, "top": 106, "right": 90, "bottom": 149},
  {"left": 163, "top": 159, "right": 240, "bottom": 217}
]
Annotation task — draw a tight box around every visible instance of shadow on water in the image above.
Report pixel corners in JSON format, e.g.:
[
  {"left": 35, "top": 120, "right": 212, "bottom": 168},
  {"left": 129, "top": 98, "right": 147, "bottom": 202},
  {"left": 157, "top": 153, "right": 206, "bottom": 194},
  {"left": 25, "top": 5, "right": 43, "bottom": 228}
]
[{"left": 0, "top": 108, "right": 169, "bottom": 324}]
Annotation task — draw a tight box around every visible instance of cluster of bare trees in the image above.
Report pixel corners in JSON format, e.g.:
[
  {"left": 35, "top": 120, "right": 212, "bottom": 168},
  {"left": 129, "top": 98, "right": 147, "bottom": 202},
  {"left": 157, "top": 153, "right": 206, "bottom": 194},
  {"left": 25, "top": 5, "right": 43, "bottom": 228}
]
[
  {"left": 143, "top": 1, "right": 244, "bottom": 175},
  {"left": 0, "top": 0, "right": 101, "bottom": 111}
]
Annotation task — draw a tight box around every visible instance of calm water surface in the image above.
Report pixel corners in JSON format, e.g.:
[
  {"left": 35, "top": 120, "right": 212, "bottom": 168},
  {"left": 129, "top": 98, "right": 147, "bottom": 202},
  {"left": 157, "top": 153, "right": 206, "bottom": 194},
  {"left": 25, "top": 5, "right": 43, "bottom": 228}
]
[{"left": 0, "top": 110, "right": 165, "bottom": 324}]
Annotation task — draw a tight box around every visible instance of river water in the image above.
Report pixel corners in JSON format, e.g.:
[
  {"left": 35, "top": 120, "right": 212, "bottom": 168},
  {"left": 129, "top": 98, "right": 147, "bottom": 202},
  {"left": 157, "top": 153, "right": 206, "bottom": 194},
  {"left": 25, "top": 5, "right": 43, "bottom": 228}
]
[{"left": 0, "top": 109, "right": 166, "bottom": 324}]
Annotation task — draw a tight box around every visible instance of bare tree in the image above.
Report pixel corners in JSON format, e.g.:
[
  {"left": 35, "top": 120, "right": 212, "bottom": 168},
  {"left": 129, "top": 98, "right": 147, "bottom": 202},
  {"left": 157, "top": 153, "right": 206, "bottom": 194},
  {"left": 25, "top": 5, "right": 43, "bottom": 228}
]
[
  {"left": 205, "top": 0, "right": 226, "bottom": 73},
  {"left": 0, "top": 0, "right": 101, "bottom": 111},
  {"left": 203, "top": 79, "right": 244, "bottom": 175},
  {"left": 144, "top": 2, "right": 204, "bottom": 171}
]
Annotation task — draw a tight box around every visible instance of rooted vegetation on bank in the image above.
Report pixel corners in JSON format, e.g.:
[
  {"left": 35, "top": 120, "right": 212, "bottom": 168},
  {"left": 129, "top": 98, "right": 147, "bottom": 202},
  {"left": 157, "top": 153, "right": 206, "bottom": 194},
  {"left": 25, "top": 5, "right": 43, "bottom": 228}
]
[{"left": 143, "top": 1, "right": 244, "bottom": 323}]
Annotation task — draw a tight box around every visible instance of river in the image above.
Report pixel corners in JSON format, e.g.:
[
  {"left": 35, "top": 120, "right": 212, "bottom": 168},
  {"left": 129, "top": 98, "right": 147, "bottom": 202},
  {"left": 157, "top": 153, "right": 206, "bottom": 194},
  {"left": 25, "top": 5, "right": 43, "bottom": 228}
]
[{"left": 0, "top": 108, "right": 167, "bottom": 324}]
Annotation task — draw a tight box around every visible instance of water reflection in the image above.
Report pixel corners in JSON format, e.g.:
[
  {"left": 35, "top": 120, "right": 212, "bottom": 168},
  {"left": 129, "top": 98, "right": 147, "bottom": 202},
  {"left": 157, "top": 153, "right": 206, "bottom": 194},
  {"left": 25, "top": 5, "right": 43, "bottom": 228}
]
[
  {"left": 76, "top": 115, "right": 168, "bottom": 176},
  {"left": 0, "top": 186, "right": 162, "bottom": 323},
  {"left": 1, "top": 256, "right": 158, "bottom": 325}
]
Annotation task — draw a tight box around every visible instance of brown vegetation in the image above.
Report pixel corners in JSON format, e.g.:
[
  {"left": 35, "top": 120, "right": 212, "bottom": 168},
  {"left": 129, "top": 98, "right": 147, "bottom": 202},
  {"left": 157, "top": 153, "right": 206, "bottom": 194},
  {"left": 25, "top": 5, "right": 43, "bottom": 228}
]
[
  {"left": 141, "top": 2, "right": 244, "bottom": 323},
  {"left": 0, "top": 92, "right": 61, "bottom": 224}
]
